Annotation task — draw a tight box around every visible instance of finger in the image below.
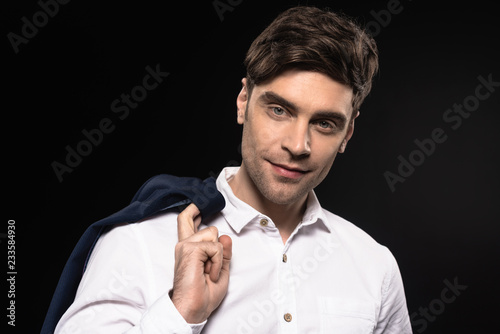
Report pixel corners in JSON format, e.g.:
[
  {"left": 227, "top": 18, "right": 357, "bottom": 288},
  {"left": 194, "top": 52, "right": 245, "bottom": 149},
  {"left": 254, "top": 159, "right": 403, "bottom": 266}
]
[
  {"left": 207, "top": 242, "right": 224, "bottom": 282},
  {"left": 181, "top": 240, "right": 222, "bottom": 282},
  {"left": 185, "top": 226, "right": 219, "bottom": 243},
  {"left": 204, "top": 260, "right": 212, "bottom": 275},
  {"left": 208, "top": 235, "right": 232, "bottom": 282},
  {"left": 177, "top": 203, "right": 202, "bottom": 241}
]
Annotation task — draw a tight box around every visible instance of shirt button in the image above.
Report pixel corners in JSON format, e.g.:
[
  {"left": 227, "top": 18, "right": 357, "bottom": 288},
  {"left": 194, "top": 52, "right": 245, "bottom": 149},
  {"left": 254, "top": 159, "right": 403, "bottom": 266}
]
[
  {"left": 284, "top": 313, "right": 292, "bottom": 322},
  {"left": 260, "top": 219, "right": 268, "bottom": 227},
  {"left": 282, "top": 254, "right": 288, "bottom": 263}
]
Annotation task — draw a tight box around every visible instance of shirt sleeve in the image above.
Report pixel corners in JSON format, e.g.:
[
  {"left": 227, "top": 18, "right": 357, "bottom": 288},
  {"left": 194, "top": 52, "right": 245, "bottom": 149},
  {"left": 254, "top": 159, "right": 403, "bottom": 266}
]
[
  {"left": 54, "top": 221, "right": 207, "bottom": 334},
  {"left": 126, "top": 295, "right": 206, "bottom": 334},
  {"left": 125, "top": 294, "right": 207, "bottom": 334},
  {"left": 374, "top": 249, "right": 413, "bottom": 334}
]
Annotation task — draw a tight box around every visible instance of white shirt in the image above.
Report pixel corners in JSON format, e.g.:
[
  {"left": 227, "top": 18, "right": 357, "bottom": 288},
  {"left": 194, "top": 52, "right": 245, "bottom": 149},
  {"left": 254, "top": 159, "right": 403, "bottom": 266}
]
[{"left": 56, "top": 167, "right": 412, "bottom": 334}]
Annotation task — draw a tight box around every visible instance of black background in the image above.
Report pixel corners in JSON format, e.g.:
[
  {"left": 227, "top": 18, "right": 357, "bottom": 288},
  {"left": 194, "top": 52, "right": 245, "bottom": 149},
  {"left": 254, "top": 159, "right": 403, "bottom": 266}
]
[{"left": 4, "top": 0, "right": 500, "bottom": 333}]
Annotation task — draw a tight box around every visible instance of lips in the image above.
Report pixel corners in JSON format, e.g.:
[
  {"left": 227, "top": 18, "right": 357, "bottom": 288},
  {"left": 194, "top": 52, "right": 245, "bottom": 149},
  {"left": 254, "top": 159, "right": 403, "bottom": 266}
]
[{"left": 269, "top": 162, "right": 310, "bottom": 179}]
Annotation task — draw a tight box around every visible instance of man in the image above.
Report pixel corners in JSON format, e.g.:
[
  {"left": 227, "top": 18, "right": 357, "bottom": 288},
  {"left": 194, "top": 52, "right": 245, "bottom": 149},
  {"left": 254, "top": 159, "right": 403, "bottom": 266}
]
[{"left": 54, "top": 6, "right": 412, "bottom": 333}]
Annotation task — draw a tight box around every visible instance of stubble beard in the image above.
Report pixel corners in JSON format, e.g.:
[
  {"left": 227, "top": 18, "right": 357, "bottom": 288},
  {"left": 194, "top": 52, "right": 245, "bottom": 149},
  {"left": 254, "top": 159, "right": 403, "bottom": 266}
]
[{"left": 243, "top": 154, "right": 317, "bottom": 206}]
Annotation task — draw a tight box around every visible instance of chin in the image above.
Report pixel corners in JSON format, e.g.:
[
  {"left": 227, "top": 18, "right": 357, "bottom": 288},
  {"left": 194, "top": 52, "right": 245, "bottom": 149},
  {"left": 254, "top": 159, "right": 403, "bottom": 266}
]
[{"left": 259, "top": 181, "right": 311, "bottom": 206}]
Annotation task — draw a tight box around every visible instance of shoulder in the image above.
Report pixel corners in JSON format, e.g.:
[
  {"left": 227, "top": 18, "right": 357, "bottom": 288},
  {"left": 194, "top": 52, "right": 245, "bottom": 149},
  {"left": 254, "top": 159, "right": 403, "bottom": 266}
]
[
  {"left": 102, "top": 209, "right": 179, "bottom": 246},
  {"left": 78, "top": 210, "right": 181, "bottom": 300},
  {"left": 85, "top": 210, "right": 180, "bottom": 275},
  {"left": 321, "top": 209, "right": 396, "bottom": 266}
]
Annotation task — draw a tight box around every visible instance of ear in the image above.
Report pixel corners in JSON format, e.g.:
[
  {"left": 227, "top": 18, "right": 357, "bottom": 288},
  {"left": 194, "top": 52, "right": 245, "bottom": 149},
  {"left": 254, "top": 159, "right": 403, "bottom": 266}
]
[
  {"left": 339, "top": 110, "right": 360, "bottom": 153},
  {"left": 236, "top": 78, "right": 248, "bottom": 125}
]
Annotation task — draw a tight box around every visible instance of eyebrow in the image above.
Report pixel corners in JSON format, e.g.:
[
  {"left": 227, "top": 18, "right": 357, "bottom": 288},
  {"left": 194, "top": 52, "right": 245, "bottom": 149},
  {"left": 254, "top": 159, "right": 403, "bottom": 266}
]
[
  {"left": 258, "top": 91, "right": 348, "bottom": 129},
  {"left": 260, "top": 91, "right": 298, "bottom": 112}
]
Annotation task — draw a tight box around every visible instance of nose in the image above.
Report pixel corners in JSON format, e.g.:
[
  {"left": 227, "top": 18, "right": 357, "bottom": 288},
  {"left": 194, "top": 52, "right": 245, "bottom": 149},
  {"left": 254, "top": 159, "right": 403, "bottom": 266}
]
[{"left": 281, "top": 119, "right": 311, "bottom": 158}]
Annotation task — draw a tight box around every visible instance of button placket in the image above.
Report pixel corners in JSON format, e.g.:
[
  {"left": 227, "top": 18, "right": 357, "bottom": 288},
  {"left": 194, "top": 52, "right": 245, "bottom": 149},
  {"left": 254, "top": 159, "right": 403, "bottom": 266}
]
[{"left": 278, "top": 243, "right": 298, "bottom": 333}]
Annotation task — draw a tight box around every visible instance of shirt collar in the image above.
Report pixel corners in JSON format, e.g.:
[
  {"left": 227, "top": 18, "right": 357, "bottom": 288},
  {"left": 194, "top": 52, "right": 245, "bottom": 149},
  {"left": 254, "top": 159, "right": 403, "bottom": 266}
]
[{"left": 216, "top": 167, "right": 332, "bottom": 233}]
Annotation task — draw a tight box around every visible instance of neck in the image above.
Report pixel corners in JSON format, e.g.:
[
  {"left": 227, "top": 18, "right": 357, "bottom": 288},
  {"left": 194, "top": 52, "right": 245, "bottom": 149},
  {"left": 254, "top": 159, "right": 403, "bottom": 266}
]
[{"left": 228, "top": 165, "right": 308, "bottom": 243}]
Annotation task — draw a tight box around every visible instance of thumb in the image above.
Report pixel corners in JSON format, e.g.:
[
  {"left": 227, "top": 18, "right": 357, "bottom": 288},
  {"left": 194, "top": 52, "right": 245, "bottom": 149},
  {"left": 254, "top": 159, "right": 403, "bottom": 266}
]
[
  {"left": 208, "top": 235, "right": 232, "bottom": 283},
  {"left": 219, "top": 235, "right": 232, "bottom": 278},
  {"left": 219, "top": 235, "right": 232, "bottom": 263}
]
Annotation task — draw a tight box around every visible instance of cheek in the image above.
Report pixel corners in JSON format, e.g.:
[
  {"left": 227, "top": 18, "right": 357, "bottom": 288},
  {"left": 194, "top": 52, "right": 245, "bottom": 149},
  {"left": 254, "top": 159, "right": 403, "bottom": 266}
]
[
  {"left": 243, "top": 117, "right": 280, "bottom": 153},
  {"left": 317, "top": 152, "right": 337, "bottom": 173},
  {"left": 311, "top": 138, "right": 342, "bottom": 170},
  {"left": 241, "top": 124, "right": 266, "bottom": 162}
]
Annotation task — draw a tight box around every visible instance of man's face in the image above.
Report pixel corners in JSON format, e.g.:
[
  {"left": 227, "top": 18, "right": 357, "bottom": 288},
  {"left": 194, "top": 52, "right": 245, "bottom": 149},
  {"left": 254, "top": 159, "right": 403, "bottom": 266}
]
[{"left": 236, "top": 68, "right": 356, "bottom": 205}]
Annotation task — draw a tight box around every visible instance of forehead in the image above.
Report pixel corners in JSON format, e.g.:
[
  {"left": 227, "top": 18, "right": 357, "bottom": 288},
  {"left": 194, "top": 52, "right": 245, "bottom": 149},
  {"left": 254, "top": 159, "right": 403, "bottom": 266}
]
[{"left": 251, "top": 69, "right": 354, "bottom": 117}]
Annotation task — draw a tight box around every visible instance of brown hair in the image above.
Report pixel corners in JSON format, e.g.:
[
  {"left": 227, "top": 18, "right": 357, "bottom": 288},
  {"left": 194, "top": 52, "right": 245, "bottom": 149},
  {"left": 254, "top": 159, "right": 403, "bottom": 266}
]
[{"left": 244, "top": 6, "right": 379, "bottom": 115}]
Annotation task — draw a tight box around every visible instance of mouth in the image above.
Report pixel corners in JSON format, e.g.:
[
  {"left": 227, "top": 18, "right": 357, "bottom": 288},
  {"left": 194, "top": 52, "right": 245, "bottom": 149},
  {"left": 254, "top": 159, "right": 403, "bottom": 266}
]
[{"left": 269, "top": 161, "right": 310, "bottom": 180}]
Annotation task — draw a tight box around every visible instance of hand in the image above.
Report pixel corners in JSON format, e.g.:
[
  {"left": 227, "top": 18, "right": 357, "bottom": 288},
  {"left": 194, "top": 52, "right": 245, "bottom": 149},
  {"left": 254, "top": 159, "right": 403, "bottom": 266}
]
[{"left": 171, "top": 203, "right": 232, "bottom": 324}]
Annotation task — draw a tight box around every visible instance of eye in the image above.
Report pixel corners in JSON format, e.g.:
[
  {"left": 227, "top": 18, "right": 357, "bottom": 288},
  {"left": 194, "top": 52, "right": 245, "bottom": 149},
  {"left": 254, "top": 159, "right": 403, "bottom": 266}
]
[
  {"left": 271, "top": 106, "right": 285, "bottom": 116},
  {"left": 313, "top": 120, "right": 337, "bottom": 134},
  {"left": 317, "top": 120, "right": 333, "bottom": 129}
]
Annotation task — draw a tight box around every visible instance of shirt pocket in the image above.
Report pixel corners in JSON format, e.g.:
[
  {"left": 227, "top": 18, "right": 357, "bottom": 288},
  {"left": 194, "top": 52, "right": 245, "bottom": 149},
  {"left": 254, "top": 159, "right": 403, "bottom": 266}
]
[{"left": 319, "top": 297, "right": 376, "bottom": 334}]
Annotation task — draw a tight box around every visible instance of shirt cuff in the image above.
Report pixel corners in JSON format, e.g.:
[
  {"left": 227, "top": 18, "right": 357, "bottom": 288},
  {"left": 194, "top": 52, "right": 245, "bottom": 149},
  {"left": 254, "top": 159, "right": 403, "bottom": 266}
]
[{"left": 139, "top": 292, "right": 207, "bottom": 334}]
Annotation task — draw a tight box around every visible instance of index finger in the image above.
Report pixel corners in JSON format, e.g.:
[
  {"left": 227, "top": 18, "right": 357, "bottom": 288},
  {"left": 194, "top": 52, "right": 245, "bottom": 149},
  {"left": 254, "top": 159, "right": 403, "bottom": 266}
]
[{"left": 177, "top": 203, "right": 202, "bottom": 241}]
